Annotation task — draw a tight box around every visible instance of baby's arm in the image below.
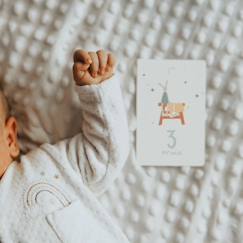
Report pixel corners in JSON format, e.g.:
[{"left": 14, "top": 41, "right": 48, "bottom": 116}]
[{"left": 50, "top": 49, "right": 130, "bottom": 196}]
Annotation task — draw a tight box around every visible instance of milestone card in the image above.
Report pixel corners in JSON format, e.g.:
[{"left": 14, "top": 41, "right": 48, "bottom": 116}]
[{"left": 136, "top": 59, "right": 206, "bottom": 166}]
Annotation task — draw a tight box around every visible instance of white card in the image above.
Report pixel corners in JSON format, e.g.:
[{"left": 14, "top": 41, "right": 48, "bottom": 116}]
[{"left": 136, "top": 59, "right": 206, "bottom": 166}]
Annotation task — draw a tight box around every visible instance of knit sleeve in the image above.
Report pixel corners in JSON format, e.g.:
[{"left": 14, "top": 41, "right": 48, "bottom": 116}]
[{"left": 46, "top": 74, "right": 130, "bottom": 196}]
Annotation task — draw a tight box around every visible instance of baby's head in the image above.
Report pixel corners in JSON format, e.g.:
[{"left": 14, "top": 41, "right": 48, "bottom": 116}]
[{"left": 0, "top": 85, "right": 20, "bottom": 179}]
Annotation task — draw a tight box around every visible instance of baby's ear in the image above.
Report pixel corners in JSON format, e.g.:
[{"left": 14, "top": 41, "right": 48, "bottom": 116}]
[{"left": 5, "top": 116, "right": 20, "bottom": 158}]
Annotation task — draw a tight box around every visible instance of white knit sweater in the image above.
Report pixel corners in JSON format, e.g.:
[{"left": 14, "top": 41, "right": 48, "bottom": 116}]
[{"left": 0, "top": 74, "right": 130, "bottom": 243}]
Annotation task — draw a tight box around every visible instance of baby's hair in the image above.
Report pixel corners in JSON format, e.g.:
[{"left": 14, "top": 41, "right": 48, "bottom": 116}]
[{"left": 0, "top": 83, "right": 10, "bottom": 121}]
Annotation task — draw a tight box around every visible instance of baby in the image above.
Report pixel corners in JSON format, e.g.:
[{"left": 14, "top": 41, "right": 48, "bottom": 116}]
[{"left": 0, "top": 49, "right": 130, "bottom": 243}]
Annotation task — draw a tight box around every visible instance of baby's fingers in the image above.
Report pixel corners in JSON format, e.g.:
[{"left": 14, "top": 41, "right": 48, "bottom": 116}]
[
  {"left": 88, "top": 52, "right": 99, "bottom": 78},
  {"left": 97, "top": 50, "right": 108, "bottom": 75},
  {"left": 73, "top": 49, "right": 92, "bottom": 64},
  {"left": 73, "top": 63, "right": 89, "bottom": 83},
  {"left": 107, "top": 53, "right": 116, "bottom": 70}
]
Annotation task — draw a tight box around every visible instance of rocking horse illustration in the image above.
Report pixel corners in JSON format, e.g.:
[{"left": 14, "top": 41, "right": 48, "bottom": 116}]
[{"left": 158, "top": 80, "right": 186, "bottom": 126}]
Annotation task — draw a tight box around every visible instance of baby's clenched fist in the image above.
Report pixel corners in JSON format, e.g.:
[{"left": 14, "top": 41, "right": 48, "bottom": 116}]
[{"left": 73, "top": 49, "right": 116, "bottom": 86}]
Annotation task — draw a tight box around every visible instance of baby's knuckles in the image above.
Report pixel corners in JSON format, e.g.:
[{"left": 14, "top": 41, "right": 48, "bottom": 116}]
[{"left": 73, "top": 49, "right": 116, "bottom": 86}]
